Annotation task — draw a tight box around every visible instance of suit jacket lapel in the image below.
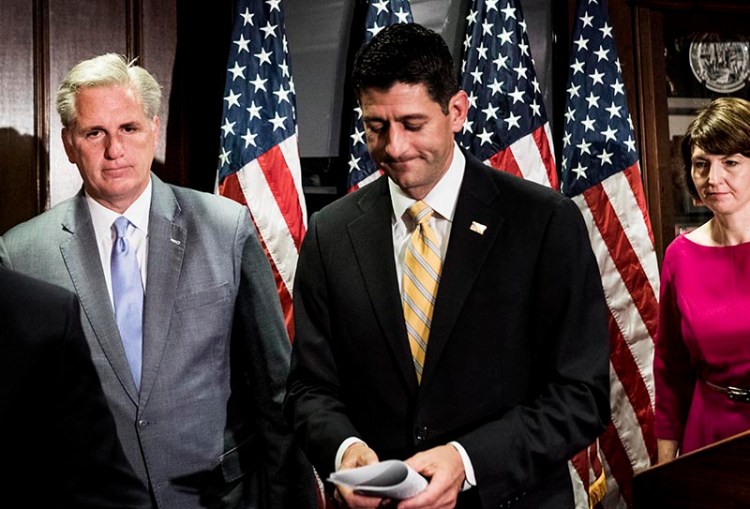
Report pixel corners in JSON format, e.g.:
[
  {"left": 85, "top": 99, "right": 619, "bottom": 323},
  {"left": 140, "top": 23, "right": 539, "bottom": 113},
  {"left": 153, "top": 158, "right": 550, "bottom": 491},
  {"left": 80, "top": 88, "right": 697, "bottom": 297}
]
[
  {"left": 139, "top": 176, "right": 186, "bottom": 405},
  {"left": 59, "top": 194, "right": 140, "bottom": 402},
  {"left": 421, "top": 159, "right": 503, "bottom": 387},
  {"left": 347, "top": 179, "right": 419, "bottom": 393}
]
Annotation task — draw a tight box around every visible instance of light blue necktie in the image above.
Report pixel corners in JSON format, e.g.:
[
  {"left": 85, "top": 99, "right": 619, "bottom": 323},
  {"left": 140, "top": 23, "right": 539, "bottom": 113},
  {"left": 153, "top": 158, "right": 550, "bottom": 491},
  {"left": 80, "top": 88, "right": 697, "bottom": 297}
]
[{"left": 111, "top": 216, "right": 143, "bottom": 391}]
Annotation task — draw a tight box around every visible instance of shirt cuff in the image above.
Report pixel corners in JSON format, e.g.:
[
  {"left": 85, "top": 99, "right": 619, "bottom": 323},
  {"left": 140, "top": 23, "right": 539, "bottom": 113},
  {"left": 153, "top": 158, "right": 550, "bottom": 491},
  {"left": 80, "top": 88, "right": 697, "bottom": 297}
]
[
  {"left": 335, "top": 437, "right": 367, "bottom": 471},
  {"left": 449, "top": 441, "right": 476, "bottom": 491}
]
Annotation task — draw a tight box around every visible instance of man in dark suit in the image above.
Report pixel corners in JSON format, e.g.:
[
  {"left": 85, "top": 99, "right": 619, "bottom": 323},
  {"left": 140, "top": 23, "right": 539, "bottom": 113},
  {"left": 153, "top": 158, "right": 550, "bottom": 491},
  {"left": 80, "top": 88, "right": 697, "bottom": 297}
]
[
  {"left": 285, "top": 23, "right": 610, "bottom": 509},
  {"left": 0, "top": 262, "right": 149, "bottom": 508},
  {"left": 1, "top": 54, "right": 314, "bottom": 508}
]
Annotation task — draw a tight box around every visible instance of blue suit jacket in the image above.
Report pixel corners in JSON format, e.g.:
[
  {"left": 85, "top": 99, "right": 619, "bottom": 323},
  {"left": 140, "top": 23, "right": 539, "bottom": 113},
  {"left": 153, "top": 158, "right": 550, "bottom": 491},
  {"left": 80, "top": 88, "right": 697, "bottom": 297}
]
[{"left": 2, "top": 175, "right": 315, "bottom": 509}]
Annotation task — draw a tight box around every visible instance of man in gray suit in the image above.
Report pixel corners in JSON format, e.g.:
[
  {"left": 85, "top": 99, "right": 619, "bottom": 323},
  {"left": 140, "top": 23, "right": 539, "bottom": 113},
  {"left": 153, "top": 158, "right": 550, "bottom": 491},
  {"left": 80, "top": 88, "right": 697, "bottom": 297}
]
[{"left": 1, "top": 53, "right": 315, "bottom": 509}]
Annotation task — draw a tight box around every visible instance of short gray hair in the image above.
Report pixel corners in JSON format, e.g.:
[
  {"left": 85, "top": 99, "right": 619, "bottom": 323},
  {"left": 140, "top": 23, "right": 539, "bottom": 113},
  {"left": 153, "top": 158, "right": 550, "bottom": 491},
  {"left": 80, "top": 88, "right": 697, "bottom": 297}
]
[{"left": 56, "top": 53, "right": 162, "bottom": 127}]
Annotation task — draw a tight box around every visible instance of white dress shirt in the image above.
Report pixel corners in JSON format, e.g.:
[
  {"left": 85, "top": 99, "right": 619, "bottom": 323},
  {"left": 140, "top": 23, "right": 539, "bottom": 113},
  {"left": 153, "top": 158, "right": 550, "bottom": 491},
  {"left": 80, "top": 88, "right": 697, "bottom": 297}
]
[
  {"left": 336, "top": 144, "right": 476, "bottom": 490},
  {"left": 86, "top": 179, "right": 152, "bottom": 309}
]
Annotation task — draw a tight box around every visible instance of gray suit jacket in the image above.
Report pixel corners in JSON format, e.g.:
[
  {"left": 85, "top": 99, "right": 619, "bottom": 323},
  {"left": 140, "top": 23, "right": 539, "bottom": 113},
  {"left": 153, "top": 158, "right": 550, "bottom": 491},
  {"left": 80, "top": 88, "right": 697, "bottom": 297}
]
[{"left": 2, "top": 175, "right": 315, "bottom": 509}]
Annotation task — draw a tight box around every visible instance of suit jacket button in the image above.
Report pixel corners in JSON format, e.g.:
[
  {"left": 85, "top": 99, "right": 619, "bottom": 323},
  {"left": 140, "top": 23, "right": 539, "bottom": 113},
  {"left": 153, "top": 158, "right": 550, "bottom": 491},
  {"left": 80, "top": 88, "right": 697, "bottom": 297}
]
[
  {"left": 415, "top": 426, "right": 428, "bottom": 442},
  {"left": 138, "top": 419, "right": 150, "bottom": 428}
]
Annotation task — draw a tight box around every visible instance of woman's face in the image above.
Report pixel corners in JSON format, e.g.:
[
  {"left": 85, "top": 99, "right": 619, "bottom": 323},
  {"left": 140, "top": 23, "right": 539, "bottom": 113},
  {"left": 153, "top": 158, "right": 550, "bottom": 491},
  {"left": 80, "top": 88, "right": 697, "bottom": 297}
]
[{"left": 691, "top": 145, "right": 750, "bottom": 218}]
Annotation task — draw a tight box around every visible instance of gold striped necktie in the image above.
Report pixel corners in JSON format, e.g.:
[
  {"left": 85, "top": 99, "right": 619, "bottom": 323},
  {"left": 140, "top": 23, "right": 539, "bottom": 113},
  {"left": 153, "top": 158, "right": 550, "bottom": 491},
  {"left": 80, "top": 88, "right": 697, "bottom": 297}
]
[{"left": 403, "top": 201, "right": 442, "bottom": 383}]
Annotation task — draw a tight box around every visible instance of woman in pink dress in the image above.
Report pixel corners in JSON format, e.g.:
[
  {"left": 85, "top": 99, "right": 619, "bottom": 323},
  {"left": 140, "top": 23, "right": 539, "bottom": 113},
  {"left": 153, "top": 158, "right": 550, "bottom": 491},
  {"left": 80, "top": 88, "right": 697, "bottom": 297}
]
[{"left": 655, "top": 97, "right": 750, "bottom": 464}]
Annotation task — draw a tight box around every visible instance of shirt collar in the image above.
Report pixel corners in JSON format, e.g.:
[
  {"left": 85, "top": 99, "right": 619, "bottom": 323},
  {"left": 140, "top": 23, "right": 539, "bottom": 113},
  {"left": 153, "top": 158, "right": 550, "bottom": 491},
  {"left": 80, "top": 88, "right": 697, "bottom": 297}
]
[
  {"left": 389, "top": 142, "right": 465, "bottom": 224},
  {"left": 86, "top": 178, "right": 153, "bottom": 239}
]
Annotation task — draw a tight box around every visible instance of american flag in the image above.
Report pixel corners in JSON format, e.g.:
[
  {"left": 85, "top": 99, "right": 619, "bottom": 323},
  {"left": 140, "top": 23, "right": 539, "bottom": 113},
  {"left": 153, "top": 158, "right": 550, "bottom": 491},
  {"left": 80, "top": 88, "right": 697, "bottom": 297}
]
[
  {"left": 346, "top": 0, "right": 413, "bottom": 193},
  {"left": 216, "top": 0, "right": 307, "bottom": 342},
  {"left": 457, "top": 0, "right": 557, "bottom": 189},
  {"left": 562, "top": 0, "right": 659, "bottom": 507}
]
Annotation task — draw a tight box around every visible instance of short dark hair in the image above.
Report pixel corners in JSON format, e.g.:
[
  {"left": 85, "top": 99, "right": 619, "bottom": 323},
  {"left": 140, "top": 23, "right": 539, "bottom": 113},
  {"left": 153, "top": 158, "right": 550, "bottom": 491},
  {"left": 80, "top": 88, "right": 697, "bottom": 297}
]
[
  {"left": 679, "top": 97, "right": 750, "bottom": 199},
  {"left": 352, "top": 23, "right": 459, "bottom": 114}
]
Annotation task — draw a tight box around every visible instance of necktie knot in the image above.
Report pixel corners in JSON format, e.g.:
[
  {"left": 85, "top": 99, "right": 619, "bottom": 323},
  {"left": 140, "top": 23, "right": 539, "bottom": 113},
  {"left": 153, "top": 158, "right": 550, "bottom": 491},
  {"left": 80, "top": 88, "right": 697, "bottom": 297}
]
[
  {"left": 113, "top": 216, "right": 132, "bottom": 254},
  {"left": 408, "top": 201, "right": 433, "bottom": 226},
  {"left": 113, "top": 216, "right": 130, "bottom": 238}
]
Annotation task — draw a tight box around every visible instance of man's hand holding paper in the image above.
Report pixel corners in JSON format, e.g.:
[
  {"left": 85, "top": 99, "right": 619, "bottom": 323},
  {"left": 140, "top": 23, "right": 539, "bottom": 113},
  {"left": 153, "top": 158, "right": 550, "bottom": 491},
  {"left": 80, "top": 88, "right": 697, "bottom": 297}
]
[
  {"left": 399, "top": 445, "right": 465, "bottom": 509},
  {"left": 329, "top": 443, "right": 463, "bottom": 508},
  {"left": 333, "top": 442, "right": 384, "bottom": 508}
]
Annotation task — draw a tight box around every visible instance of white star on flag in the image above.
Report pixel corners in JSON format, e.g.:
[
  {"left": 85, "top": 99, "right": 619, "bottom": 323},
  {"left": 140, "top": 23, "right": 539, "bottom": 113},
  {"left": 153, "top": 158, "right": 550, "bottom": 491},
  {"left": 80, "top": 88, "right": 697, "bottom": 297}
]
[{"left": 457, "top": 0, "right": 557, "bottom": 189}]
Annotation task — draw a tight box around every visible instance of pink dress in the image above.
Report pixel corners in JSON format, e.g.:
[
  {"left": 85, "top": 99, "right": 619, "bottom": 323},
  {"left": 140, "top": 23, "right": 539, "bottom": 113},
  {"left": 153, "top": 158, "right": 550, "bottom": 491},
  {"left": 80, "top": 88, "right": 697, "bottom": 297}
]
[{"left": 655, "top": 234, "right": 750, "bottom": 454}]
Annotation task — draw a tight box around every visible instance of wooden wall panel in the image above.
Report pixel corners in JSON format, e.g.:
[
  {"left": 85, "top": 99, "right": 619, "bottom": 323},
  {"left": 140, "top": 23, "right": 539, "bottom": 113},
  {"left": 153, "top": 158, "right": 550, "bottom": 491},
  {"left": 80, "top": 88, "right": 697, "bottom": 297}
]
[
  {"left": 633, "top": 7, "right": 673, "bottom": 263},
  {"left": 141, "top": 0, "right": 177, "bottom": 166},
  {"left": 46, "top": 0, "right": 128, "bottom": 207},
  {"left": 0, "top": 1, "right": 37, "bottom": 233},
  {"left": 610, "top": 0, "right": 674, "bottom": 262}
]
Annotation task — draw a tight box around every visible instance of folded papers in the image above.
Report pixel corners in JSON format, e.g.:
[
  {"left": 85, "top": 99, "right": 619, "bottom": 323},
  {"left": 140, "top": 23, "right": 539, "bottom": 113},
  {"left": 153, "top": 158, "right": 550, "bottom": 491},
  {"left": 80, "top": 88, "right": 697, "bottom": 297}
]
[{"left": 328, "top": 459, "right": 428, "bottom": 499}]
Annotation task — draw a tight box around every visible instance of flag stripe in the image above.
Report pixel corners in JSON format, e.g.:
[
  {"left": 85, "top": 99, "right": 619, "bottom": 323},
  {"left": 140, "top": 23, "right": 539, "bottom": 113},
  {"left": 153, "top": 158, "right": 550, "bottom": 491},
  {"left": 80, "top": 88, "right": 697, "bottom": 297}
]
[
  {"left": 568, "top": 458, "right": 591, "bottom": 508},
  {"left": 582, "top": 179, "right": 658, "bottom": 342},
  {"left": 573, "top": 196, "right": 657, "bottom": 504},
  {"left": 539, "top": 123, "right": 558, "bottom": 188},
  {"left": 623, "top": 164, "right": 655, "bottom": 246},
  {"left": 233, "top": 146, "right": 301, "bottom": 299},
  {"left": 509, "top": 134, "right": 544, "bottom": 183},
  {"left": 509, "top": 127, "right": 554, "bottom": 187},
  {"left": 487, "top": 147, "right": 523, "bottom": 179},
  {"left": 599, "top": 424, "right": 632, "bottom": 509},
  {"left": 254, "top": 135, "right": 307, "bottom": 251},
  {"left": 606, "top": 311, "right": 655, "bottom": 461},
  {"left": 575, "top": 193, "right": 657, "bottom": 454},
  {"left": 218, "top": 171, "right": 296, "bottom": 340},
  {"left": 602, "top": 167, "right": 659, "bottom": 301}
]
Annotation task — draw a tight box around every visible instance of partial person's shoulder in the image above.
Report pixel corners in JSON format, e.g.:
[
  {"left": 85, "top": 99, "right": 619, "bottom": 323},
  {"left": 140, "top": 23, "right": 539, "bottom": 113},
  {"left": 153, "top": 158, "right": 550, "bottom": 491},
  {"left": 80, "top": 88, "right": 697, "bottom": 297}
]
[
  {"left": 660, "top": 234, "right": 699, "bottom": 285},
  {"left": 2, "top": 196, "right": 78, "bottom": 250},
  {"left": 4, "top": 196, "right": 76, "bottom": 235},
  {"left": 310, "top": 175, "right": 388, "bottom": 227},
  {"left": 663, "top": 232, "right": 707, "bottom": 268},
  {"left": 0, "top": 267, "right": 76, "bottom": 310}
]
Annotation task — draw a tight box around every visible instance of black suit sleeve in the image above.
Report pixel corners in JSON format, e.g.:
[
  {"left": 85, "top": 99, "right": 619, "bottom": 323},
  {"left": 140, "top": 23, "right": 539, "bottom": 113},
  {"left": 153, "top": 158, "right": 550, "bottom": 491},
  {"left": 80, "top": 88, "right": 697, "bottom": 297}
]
[
  {"left": 0, "top": 268, "right": 149, "bottom": 508},
  {"left": 231, "top": 213, "right": 318, "bottom": 509},
  {"left": 284, "top": 213, "right": 365, "bottom": 478}
]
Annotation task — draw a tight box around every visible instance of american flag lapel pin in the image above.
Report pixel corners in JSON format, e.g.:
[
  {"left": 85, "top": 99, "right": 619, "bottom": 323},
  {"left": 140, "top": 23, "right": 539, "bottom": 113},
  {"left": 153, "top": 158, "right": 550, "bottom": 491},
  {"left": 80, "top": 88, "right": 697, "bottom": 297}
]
[{"left": 469, "top": 221, "right": 487, "bottom": 235}]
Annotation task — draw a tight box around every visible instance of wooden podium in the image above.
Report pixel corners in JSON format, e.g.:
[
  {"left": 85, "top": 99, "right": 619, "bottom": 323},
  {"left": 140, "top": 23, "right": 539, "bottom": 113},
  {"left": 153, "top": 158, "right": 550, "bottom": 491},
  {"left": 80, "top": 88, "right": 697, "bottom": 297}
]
[{"left": 633, "top": 430, "right": 750, "bottom": 508}]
